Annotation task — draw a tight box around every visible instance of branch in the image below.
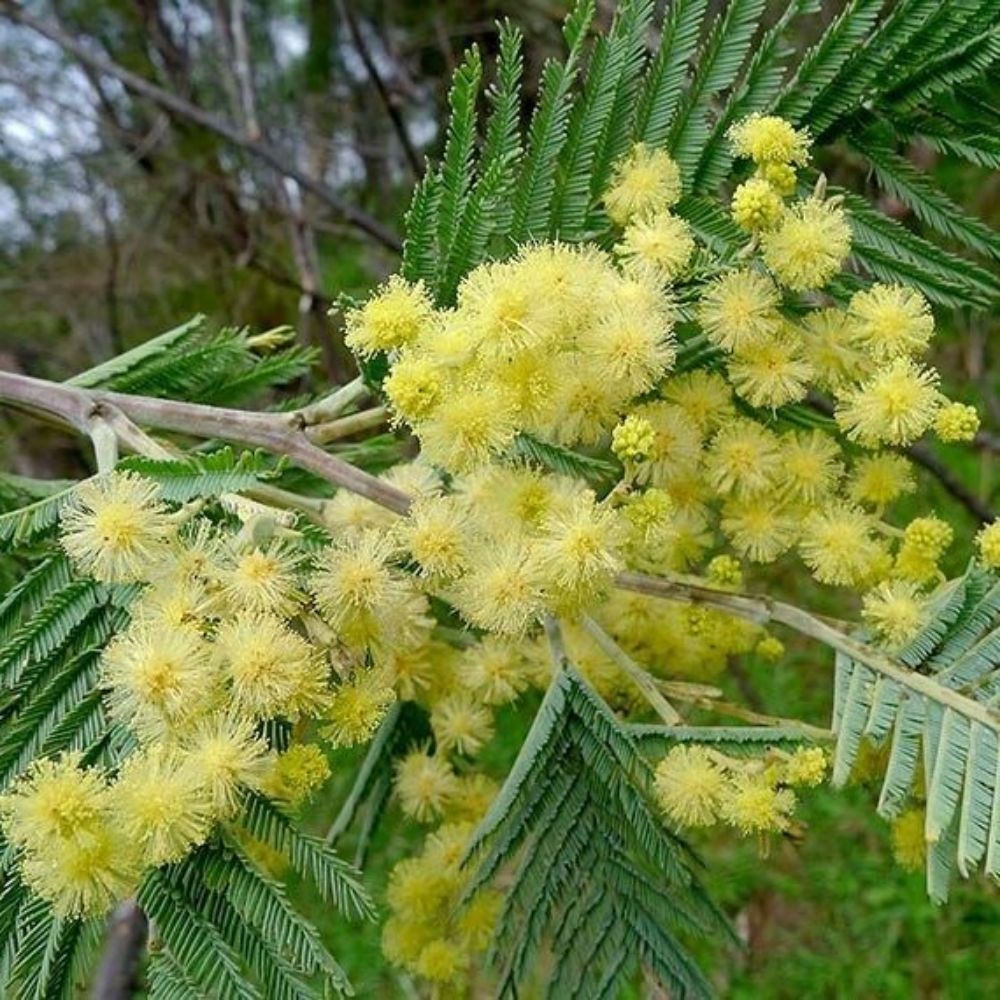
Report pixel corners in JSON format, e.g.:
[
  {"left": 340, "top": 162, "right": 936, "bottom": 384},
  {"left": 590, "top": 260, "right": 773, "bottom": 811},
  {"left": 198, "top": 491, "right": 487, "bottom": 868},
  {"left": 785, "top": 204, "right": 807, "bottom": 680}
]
[
  {"left": 0, "top": 1, "right": 402, "bottom": 253},
  {"left": 0, "top": 370, "right": 410, "bottom": 514},
  {"left": 91, "top": 899, "right": 147, "bottom": 1000}
]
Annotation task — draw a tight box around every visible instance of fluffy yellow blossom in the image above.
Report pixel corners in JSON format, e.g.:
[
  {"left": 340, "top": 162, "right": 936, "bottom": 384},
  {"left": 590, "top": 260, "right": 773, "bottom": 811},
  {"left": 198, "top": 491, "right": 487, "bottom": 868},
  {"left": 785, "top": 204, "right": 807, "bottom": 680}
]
[
  {"left": 604, "top": 143, "right": 682, "bottom": 225},
  {"left": 706, "top": 419, "right": 782, "bottom": 497},
  {"left": 761, "top": 198, "right": 851, "bottom": 291},
  {"left": 728, "top": 114, "right": 810, "bottom": 165},
  {"left": 895, "top": 516, "right": 952, "bottom": 585},
  {"left": 848, "top": 453, "right": 916, "bottom": 508},
  {"left": 447, "top": 772, "right": 500, "bottom": 823},
  {"left": 617, "top": 211, "right": 696, "bottom": 284},
  {"left": 757, "top": 161, "right": 798, "bottom": 196},
  {"left": 630, "top": 402, "right": 703, "bottom": 486},
  {"left": 454, "top": 537, "right": 543, "bottom": 636},
  {"left": 416, "top": 383, "right": 518, "bottom": 473},
  {"left": 721, "top": 495, "right": 799, "bottom": 563},
  {"left": 731, "top": 177, "right": 784, "bottom": 231},
  {"left": 261, "top": 744, "right": 331, "bottom": 806},
  {"left": 324, "top": 671, "right": 396, "bottom": 747},
  {"left": 179, "top": 712, "right": 269, "bottom": 818},
  {"left": 456, "top": 889, "right": 503, "bottom": 952},
  {"left": 783, "top": 747, "right": 827, "bottom": 787},
  {"left": 662, "top": 370, "right": 735, "bottom": 433},
  {"left": 431, "top": 694, "right": 495, "bottom": 757},
  {"left": 461, "top": 638, "right": 528, "bottom": 705},
  {"left": 386, "top": 856, "right": 458, "bottom": 921},
  {"left": 799, "top": 503, "right": 887, "bottom": 587},
  {"left": 416, "top": 938, "right": 469, "bottom": 983},
  {"left": 934, "top": 402, "right": 980, "bottom": 443},
  {"left": 531, "top": 492, "right": 624, "bottom": 613},
  {"left": 102, "top": 623, "right": 215, "bottom": 737},
  {"left": 21, "top": 825, "right": 139, "bottom": 918},
  {"left": 61, "top": 471, "right": 174, "bottom": 583},
  {"left": 220, "top": 541, "right": 302, "bottom": 616},
  {"left": 697, "top": 269, "right": 780, "bottom": 353},
  {"left": 0, "top": 753, "right": 109, "bottom": 855},
  {"left": 801, "top": 307, "right": 871, "bottom": 392},
  {"left": 728, "top": 328, "right": 814, "bottom": 408},
  {"left": 862, "top": 581, "right": 926, "bottom": 649},
  {"left": 580, "top": 308, "right": 676, "bottom": 397},
  {"left": 112, "top": 749, "right": 212, "bottom": 866},
  {"left": 849, "top": 284, "right": 934, "bottom": 361},
  {"left": 382, "top": 353, "right": 446, "bottom": 424},
  {"left": 978, "top": 521, "right": 1000, "bottom": 568},
  {"left": 891, "top": 808, "right": 927, "bottom": 871},
  {"left": 550, "top": 361, "right": 624, "bottom": 445},
  {"left": 403, "top": 496, "right": 471, "bottom": 580},
  {"left": 654, "top": 746, "right": 726, "bottom": 827},
  {"left": 215, "top": 611, "right": 328, "bottom": 720},
  {"left": 836, "top": 358, "right": 940, "bottom": 446},
  {"left": 721, "top": 774, "right": 796, "bottom": 835},
  {"left": 778, "top": 430, "right": 843, "bottom": 503},
  {"left": 344, "top": 276, "right": 434, "bottom": 355},
  {"left": 395, "top": 750, "right": 459, "bottom": 823}
]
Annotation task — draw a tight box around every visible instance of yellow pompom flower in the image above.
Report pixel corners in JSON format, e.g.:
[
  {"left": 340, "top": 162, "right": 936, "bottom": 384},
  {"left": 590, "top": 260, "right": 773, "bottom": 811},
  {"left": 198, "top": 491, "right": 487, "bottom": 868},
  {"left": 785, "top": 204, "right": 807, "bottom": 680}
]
[
  {"left": 902, "top": 516, "right": 953, "bottom": 561},
  {"left": 580, "top": 309, "right": 676, "bottom": 398},
  {"left": 550, "top": 361, "right": 624, "bottom": 446},
  {"left": 431, "top": 694, "right": 495, "bottom": 757},
  {"left": 179, "top": 712, "right": 269, "bottom": 818},
  {"left": 756, "top": 635, "right": 785, "bottom": 660},
  {"left": 934, "top": 402, "right": 980, "bottom": 443},
  {"left": 324, "top": 671, "right": 396, "bottom": 747},
  {"left": 654, "top": 746, "right": 726, "bottom": 827},
  {"left": 0, "top": 752, "right": 109, "bottom": 854},
  {"left": 395, "top": 749, "right": 458, "bottom": 823},
  {"left": 662, "top": 370, "right": 735, "bottom": 433},
  {"left": 112, "top": 749, "right": 212, "bottom": 866},
  {"left": 612, "top": 414, "right": 657, "bottom": 464},
  {"left": 801, "top": 307, "right": 871, "bottom": 392},
  {"left": 386, "top": 856, "right": 458, "bottom": 921},
  {"left": 848, "top": 453, "right": 916, "bottom": 508},
  {"left": 862, "top": 581, "right": 926, "bottom": 649},
  {"left": 403, "top": 496, "right": 471, "bottom": 580},
  {"left": 461, "top": 638, "right": 528, "bottom": 705},
  {"left": 617, "top": 211, "right": 696, "bottom": 284},
  {"left": 21, "top": 824, "right": 139, "bottom": 918},
  {"left": 721, "top": 495, "right": 799, "bottom": 563},
  {"left": 101, "top": 623, "right": 215, "bottom": 737},
  {"left": 731, "top": 177, "right": 784, "bottom": 232},
  {"left": 531, "top": 492, "right": 625, "bottom": 614},
  {"left": 835, "top": 358, "right": 941, "bottom": 446},
  {"left": 220, "top": 541, "right": 303, "bottom": 616},
  {"left": 61, "top": 471, "right": 174, "bottom": 583},
  {"left": 783, "top": 747, "right": 828, "bottom": 787},
  {"left": 630, "top": 402, "right": 703, "bottom": 487},
  {"left": 761, "top": 198, "right": 851, "bottom": 291},
  {"left": 456, "top": 889, "right": 503, "bottom": 952},
  {"left": 728, "top": 114, "right": 810, "bottom": 165},
  {"left": 604, "top": 143, "right": 682, "bottom": 225},
  {"left": 416, "top": 383, "right": 518, "bottom": 473},
  {"left": 977, "top": 521, "right": 1000, "bottom": 568},
  {"left": 260, "top": 744, "right": 331, "bottom": 806},
  {"left": 778, "top": 430, "right": 843, "bottom": 503},
  {"left": 757, "top": 161, "right": 798, "bottom": 196},
  {"left": 454, "top": 537, "right": 543, "bottom": 636},
  {"left": 447, "top": 772, "right": 500, "bottom": 823},
  {"left": 705, "top": 419, "right": 782, "bottom": 497},
  {"left": 849, "top": 284, "right": 934, "bottom": 361},
  {"left": 383, "top": 353, "right": 446, "bottom": 425},
  {"left": 721, "top": 773, "right": 796, "bottom": 835},
  {"left": 344, "top": 275, "right": 434, "bottom": 356},
  {"left": 216, "top": 611, "right": 328, "bottom": 720},
  {"left": 799, "top": 503, "right": 886, "bottom": 586},
  {"left": 697, "top": 269, "right": 781, "bottom": 353},
  {"left": 890, "top": 808, "right": 926, "bottom": 871},
  {"left": 728, "top": 328, "right": 814, "bottom": 408},
  {"left": 416, "top": 938, "right": 469, "bottom": 984}
]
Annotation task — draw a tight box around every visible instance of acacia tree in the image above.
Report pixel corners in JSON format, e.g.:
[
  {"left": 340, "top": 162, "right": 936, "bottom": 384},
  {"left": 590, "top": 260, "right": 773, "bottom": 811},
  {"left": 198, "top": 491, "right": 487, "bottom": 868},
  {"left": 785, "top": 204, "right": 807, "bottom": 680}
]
[{"left": 0, "top": 1, "right": 999, "bottom": 997}]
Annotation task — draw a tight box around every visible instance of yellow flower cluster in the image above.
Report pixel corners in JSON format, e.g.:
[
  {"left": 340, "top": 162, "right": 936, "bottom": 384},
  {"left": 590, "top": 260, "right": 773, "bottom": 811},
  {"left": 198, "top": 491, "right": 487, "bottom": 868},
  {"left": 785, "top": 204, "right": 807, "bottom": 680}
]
[{"left": 653, "top": 744, "right": 827, "bottom": 839}]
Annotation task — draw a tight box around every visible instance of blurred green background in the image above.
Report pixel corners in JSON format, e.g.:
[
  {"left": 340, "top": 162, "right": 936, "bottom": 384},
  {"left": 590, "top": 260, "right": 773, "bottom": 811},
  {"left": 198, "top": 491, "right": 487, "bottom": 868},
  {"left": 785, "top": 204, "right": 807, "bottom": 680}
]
[{"left": 0, "top": 1, "right": 997, "bottom": 996}]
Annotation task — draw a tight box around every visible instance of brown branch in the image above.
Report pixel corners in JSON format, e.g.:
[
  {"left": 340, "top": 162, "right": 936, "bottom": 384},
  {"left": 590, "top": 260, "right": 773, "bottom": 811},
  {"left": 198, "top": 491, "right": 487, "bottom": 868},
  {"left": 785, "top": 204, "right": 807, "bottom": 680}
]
[
  {"left": 0, "top": 0, "right": 402, "bottom": 253},
  {"left": 90, "top": 899, "right": 147, "bottom": 1000}
]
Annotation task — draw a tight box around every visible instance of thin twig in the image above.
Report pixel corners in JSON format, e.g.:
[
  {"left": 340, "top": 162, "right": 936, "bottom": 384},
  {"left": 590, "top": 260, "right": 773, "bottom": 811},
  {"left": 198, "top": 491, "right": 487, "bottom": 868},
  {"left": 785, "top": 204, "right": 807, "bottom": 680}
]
[
  {"left": 306, "top": 406, "right": 388, "bottom": 445},
  {"left": 90, "top": 899, "right": 147, "bottom": 1000}
]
